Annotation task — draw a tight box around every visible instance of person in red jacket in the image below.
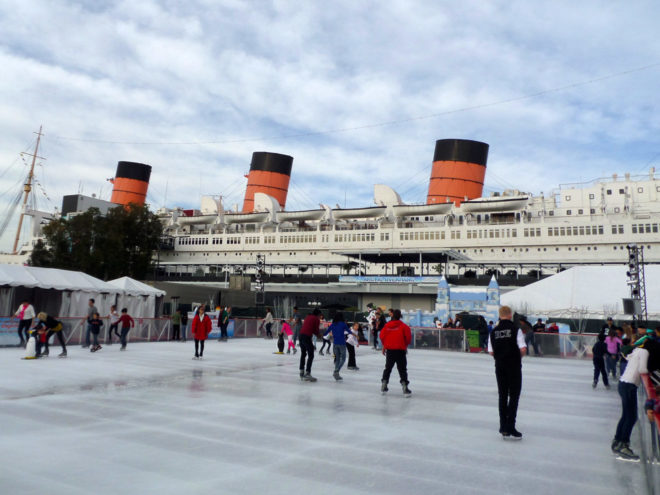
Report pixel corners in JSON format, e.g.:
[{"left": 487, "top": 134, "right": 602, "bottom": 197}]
[
  {"left": 299, "top": 308, "right": 322, "bottom": 381},
  {"left": 191, "top": 306, "right": 212, "bottom": 359},
  {"left": 379, "top": 309, "right": 412, "bottom": 396}
]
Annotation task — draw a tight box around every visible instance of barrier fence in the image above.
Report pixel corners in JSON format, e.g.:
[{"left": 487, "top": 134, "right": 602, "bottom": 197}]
[{"left": 2, "top": 316, "right": 601, "bottom": 358}]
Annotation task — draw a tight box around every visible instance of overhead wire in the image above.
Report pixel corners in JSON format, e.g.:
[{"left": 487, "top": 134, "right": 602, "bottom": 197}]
[{"left": 46, "top": 62, "right": 660, "bottom": 147}]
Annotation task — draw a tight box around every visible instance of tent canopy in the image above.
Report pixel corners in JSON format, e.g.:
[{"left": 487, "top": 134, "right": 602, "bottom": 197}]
[
  {"left": 0, "top": 265, "right": 121, "bottom": 293},
  {"left": 108, "top": 277, "right": 165, "bottom": 296},
  {"left": 500, "top": 265, "right": 660, "bottom": 319}
]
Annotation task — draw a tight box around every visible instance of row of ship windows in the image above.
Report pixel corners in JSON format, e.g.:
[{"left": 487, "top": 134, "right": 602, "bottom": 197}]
[
  {"left": 178, "top": 222, "right": 660, "bottom": 247},
  {"left": 566, "top": 185, "right": 660, "bottom": 202}
]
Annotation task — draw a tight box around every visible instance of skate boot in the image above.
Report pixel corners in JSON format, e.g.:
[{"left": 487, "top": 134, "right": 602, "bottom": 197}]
[
  {"left": 58, "top": 350, "right": 67, "bottom": 358},
  {"left": 333, "top": 371, "right": 343, "bottom": 381},
  {"left": 319, "top": 350, "right": 324, "bottom": 356},
  {"left": 401, "top": 381, "right": 412, "bottom": 397},
  {"left": 381, "top": 380, "right": 389, "bottom": 393},
  {"left": 611, "top": 439, "right": 622, "bottom": 454},
  {"left": 592, "top": 381, "right": 597, "bottom": 388},
  {"left": 303, "top": 372, "right": 317, "bottom": 382},
  {"left": 508, "top": 428, "right": 523, "bottom": 440},
  {"left": 299, "top": 370, "right": 305, "bottom": 381},
  {"left": 605, "top": 384, "right": 611, "bottom": 390},
  {"left": 120, "top": 345, "right": 126, "bottom": 351},
  {"left": 617, "top": 443, "right": 639, "bottom": 461},
  {"left": 293, "top": 347, "right": 297, "bottom": 355},
  {"left": 287, "top": 349, "right": 291, "bottom": 354},
  {"left": 43, "top": 349, "right": 49, "bottom": 357}
]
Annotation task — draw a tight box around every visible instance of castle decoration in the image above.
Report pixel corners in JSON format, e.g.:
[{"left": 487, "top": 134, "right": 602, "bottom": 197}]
[{"left": 402, "top": 276, "right": 500, "bottom": 327}]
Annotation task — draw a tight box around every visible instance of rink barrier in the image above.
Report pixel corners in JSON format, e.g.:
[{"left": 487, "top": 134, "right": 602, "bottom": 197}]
[
  {"left": 403, "top": 328, "right": 599, "bottom": 358},
  {"left": 639, "top": 374, "right": 660, "bottom": 494},
  {"left": 2, "top": 316, "right": 599, "bottom": 357}
]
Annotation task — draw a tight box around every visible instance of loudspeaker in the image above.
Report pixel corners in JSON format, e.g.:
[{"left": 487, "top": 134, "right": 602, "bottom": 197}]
[{"left": 622, "top": 298, "right": 641, "bottom": 315}]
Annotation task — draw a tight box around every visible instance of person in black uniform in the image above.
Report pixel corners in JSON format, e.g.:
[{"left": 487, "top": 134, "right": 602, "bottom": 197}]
[{"left": 489, "top": 305, "right": 527, "bottom": 439}]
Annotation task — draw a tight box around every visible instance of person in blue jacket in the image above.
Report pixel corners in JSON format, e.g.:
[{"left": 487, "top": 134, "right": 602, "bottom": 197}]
[{"left": 325, "top": 312, "right": 350, "bottom": 381}]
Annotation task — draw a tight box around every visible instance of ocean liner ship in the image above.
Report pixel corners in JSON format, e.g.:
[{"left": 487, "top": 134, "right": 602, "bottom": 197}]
[{"left": 154, "top": 139, "right": 660, "bottom": 278}]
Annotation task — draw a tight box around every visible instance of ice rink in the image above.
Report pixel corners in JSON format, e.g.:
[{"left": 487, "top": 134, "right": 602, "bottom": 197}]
[{"left": 0, "top": 339, "right": 647, "bottom": 494}]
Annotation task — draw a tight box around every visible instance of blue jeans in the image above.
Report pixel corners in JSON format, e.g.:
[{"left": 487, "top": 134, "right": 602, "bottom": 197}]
[
  {"left": 606, "top": 354, "right": 619, "bottom": 378},
  {"left": 615, "top": 381, "right": 638, "bottom": 443},
  {"left": 85, "top": 323, "right": 93, "bottom": 346},
  {"left": 120, "top": 327, "right": 130, "bottom": 347},
  {"left": 334, "top": 344, "right": 347, "bottom": 372}
]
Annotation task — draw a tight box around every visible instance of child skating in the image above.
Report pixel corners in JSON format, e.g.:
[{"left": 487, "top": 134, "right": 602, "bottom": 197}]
[
  {"left": 379, "top": 309, "right": 412, "bottom": 396},
  {"left": 89, "top": 312, "right": 103, "bottom": 352},
  {"left": 281, "top": 319, "right": 295, "bottom": 354},
  {"left": 118, "top": 308, "right": 135, "bottom": 351}
]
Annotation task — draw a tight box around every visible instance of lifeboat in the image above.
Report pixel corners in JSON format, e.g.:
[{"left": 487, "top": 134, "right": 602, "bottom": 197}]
[
  {"left": 224, "top": 212, "right": 270, "bottom": 224},
  {"left": 459, "top": 196, "right": 529, "bottom": 213},
  {"left": 331, "top": 206, "right": 387, "bottom": 220},
  {"left": 277, "top": 209, "right": 325, "bottom": 222},
  {"left": 392, "top": 203, "right": 453, "bottom": 217}
]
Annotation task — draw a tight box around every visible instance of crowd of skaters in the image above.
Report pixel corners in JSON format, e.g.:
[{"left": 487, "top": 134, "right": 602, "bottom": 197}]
[{"left": 13, "top": 297, "right": 660, "bottom": 459}]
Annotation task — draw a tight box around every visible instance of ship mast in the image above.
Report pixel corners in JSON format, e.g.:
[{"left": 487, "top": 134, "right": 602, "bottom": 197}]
[{"left": 13, "top": 125, "right": 43, "bottom": 254}]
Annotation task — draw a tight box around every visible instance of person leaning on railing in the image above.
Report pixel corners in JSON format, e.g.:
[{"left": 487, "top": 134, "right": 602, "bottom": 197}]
[{"left": 611, "top": 331, "right": 660, "bottom": 461}]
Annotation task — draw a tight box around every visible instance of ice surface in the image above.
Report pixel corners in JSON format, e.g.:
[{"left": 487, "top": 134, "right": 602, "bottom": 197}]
[{"left": 0, "top": 340, "right": 646, "bottom": 495}]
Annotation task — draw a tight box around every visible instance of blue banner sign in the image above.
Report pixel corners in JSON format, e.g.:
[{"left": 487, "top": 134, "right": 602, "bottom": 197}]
[{"left": 339, "top": 276, "right": 444, "bottom": 284}]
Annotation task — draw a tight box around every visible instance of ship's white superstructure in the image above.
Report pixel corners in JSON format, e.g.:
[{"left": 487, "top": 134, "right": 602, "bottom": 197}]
[{"left": 157, "top": 169, "right": 660, "bottom": 277}]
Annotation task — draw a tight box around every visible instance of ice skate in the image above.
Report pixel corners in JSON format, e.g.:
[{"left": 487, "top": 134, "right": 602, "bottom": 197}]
[
  {"left": 505, "top": 428, "right": 522, "bottom": 440},
  {"left": 381, "top": 380, "right": 388, "bottom": 394},
  {"left": 286, "top": 349, "right": 291, "bottom": 354},
  {"left": 333, "top": 371, "right": 342, "bottom": 381},
  {"left": 616, "top": 443, "right": 640, "bottom": 462},
  {"left": 499, "top": 428, "right": 510, "bottom": 439},
  {"left": 43, "top": 349, "right": 49, "bottom": 357},
  {"left": 319, "top": 350, "right": 324, "bottom": 356},
  {"left": 611, "top": 439, "right": 621, "bottom": 454},
  {"left": 299, "top": 370, "right": 305, "bottom": 381},
  {"left": 401, "top": 381, "right": 412, "bottom": 397},
  {"left": 302, "top": 372, "right": 317, "bottom": 382},
  {"left": 293, "top": 347, "right": 297, "bottom": 355},
  {"left": 58, "top": 350, "right": 67, "bottom": 358},
  {"left": 592, "top": 381, "right": 597, "bottom": 389},
  {"left": 120, "top": 345, "right": 126, "bottom": 351}
]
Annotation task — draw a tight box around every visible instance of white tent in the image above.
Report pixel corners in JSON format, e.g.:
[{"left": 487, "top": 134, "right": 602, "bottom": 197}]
[
  {"left": 0, "top": 264, "right": 121, "bottom": 318},
  {"left": 501, "top": 265, "right": 660, "bottom": 320},
  {"left": 108, "top": 277, "right": 165, "bottom": 318}
]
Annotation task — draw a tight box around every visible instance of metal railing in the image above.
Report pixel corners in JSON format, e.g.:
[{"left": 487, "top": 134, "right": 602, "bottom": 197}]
[{"left": 639, "top": 374, "right": 660, "bottom": 494}]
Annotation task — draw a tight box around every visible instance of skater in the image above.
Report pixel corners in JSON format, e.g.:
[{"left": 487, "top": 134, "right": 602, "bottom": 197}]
[
  {"left": 118, "top": 308, "right": 135, "bottom": 351},
  {"left": 325, "top": 312, "right": 350, "bottom": 380},
  {"left": 83, "top": 298, "right": 98, "bottom": 348},
  {"left": 299, "top": 308, "right": 322, "bottom": 381},
  {"left": 191, "top": 306, "right": 212, "bottom": 359},
  {"left": 592, "top": 333, "right": 610, "bottom": 389},
  {"left": 108, "top": 305, "right": 120, "bottom": 344},
  {"left": 489, "top": 305, "right": 527, "bottom": 439},
  {"left": 379, "top": 309, "right": 412, "bottom": 396},
  {"left": 218, "top": 306, "right": 230, "bottom": 341},
  {"left": 612, "top": 336, "right": 659, "bottom": 460},
  {"left": 281, "top": 319, "right": 295, "bottom": 354},
  {"left": 14, "top": 300, "right": 35, "bottom": 347},
  {"left": 33, "top": 312, "right": 67, "bottom": 358},
  {"left": 89, "top": 312, "right": 103, "bottom": 352},
  {"left": 171, "top": 309, "right": 181, "bottom": 341},
  {"left": 319, "top": 328, "right": 332, "bottom": 356},
  {"left": 605, "top": 328, "right": 622, "bottom": 380},
  {"left": 346, "top": 322, "right": 360, "bottom": 370},
  {"left": 291, "top": 307, "right": 302, "bottom": 347},
  {"left": 478, "top": 315, "right": 489, "bottom": 353},
  {"left": 263, "top": 308, "right": 274, "bottom": 338},
  {"left": 181, "top": 310, "right": 189, "bottom": 342},
  {"left": 276, "top": 326, "right": 285, "bottom": 354},
  {"left": 32, "top": 326, "right": 48, "bottom": 358}
]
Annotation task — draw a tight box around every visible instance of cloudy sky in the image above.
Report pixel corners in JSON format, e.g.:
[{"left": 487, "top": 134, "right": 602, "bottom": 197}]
[{"left": 1, "top": 0, "right": 659, "bottom": 249}]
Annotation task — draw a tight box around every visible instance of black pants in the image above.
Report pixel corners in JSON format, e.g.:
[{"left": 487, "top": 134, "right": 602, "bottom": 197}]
[
  {"left": 194, "top": 339, "right": 205, "bottom": 357},
  {"left": 44, "top": 330, "right": 67, "bottom": 354},
  {"left": 299, "top": 334, "right": 315, "bottom": 373},
  {"left": 172, "top": 324, "right": 180, "bottom": 341},
  {"left": 615, "top": 382, "right": 638, "bottom": 443},
  {"left": 220, "top": 323, "right": 228, "bottom": 339},
  {"left": 372, "top": 329, "right": 378, "bottom": 349},
  {"left": 347, "top": 343, "right": 356, "bottom": 367},
  {"left": 266, "top": 323, "right": 273, "bottom": 338},
  {"left": 382, "top": 349, "right": 408, "bottom": 384},
  {"left": 320, "top": 339, "right": 332, "bottom": 352},
  {"left": 495, "top": 362, "right": 522, "bottom": 432},
  {"left": 18, "top": 319, "right": 32, "bottom": 343},
  {"left": 109, "top": 323, "right": 119, "bottom": 341},
  {"left": 593, "top": 357, "right": 609, "bottom": 385}
]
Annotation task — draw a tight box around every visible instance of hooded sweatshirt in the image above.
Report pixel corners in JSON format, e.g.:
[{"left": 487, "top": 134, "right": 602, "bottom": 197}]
[{"left": 379, "top": 319, "right": 412, "bottom": 351}]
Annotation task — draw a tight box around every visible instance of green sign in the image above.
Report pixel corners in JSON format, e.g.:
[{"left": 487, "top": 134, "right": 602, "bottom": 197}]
[{"left": 466, "top": 330, "right": 480, "bottom": 349}]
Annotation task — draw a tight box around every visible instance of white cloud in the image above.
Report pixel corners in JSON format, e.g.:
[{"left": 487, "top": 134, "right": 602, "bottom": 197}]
[{"left": 1, "top": 0, "right": 660, "bottom": 250}]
